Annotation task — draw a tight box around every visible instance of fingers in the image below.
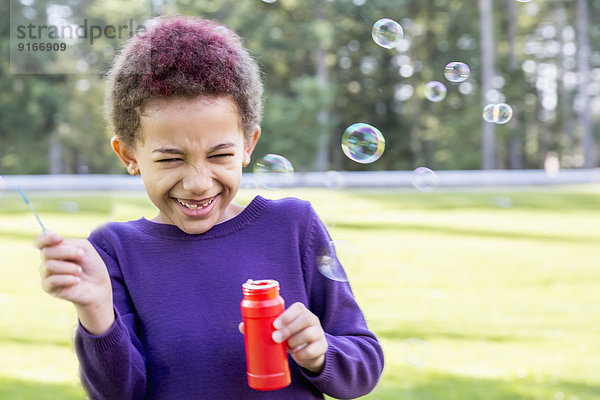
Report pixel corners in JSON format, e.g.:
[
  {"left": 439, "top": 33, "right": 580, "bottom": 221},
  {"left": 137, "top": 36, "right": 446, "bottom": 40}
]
[
  {"left": 41, "top": 273, "right": 81, "bottom": 296},
  {"left": 272, "top": 302, "right": 318, "bottom": 344},
  {"left": 34, "top": 231, "right": 64, "bottom": 250},
  {"left": 272, "top": 302, "right": 327, "bottom": 361},
  {"left": 40, "top": 259, "right": 82, "bottom": 279},
  {"left": 41, "top": 243, "right": 85, "bottom": 262}
]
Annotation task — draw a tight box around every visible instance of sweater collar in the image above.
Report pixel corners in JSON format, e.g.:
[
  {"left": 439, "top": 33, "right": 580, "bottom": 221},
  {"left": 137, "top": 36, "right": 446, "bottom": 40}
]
[{"left": 132, "top": 195, "right": 270, "bottom": 240}]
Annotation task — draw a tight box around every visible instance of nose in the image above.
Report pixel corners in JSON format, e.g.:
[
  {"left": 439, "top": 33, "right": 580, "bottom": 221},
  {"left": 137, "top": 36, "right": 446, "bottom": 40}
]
[{"left": 182, "top": 164, "right": 212, "bottom": 194}]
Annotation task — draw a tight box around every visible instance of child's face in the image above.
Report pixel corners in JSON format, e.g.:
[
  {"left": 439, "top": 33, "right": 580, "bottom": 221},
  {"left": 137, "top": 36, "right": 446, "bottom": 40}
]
[{"left": 113, "top": 96, "right": 259, "bottom": 234}]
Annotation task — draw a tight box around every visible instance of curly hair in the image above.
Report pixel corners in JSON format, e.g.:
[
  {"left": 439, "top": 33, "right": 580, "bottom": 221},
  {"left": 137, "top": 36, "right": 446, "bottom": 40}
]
[{"left": 104, "top": 16, "right": 263, "bottom": 148}]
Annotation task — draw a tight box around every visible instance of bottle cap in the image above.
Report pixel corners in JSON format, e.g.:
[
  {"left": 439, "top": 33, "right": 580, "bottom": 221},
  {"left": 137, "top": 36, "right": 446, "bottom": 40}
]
[{"left": 243, "top": 279, "right": 279, "bottom": 293}]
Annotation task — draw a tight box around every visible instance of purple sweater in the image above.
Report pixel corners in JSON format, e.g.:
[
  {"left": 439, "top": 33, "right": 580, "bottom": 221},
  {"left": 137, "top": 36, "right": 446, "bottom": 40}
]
[{"left": 75, "top": 196, "right": 384, "bottom": 399}]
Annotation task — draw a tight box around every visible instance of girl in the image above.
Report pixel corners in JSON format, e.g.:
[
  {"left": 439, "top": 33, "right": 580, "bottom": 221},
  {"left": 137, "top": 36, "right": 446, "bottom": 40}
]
[{"left": 35, "top": 16, "right": 384, "bottom": 399}]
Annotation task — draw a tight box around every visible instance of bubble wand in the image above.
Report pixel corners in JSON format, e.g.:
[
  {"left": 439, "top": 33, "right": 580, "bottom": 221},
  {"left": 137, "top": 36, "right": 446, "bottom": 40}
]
[{"left": 18, "top": 186, "right": 47, "bottom": 233}]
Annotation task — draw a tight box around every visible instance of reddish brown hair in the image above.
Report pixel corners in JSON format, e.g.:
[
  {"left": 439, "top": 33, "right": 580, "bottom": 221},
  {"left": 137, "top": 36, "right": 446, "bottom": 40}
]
[{"left": 104, "top": 16, "right": 263, "bottom": 148}]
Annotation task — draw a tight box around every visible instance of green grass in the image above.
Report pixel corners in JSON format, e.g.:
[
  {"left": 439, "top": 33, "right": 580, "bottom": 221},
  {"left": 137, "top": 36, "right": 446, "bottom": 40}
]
[{"left": 1, "top": 186, "right": 599, "bottom": 399}]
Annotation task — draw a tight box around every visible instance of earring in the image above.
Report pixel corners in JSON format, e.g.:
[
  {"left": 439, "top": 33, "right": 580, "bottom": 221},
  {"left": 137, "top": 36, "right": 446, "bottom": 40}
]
[
  {"left": 128, "top": 166, "right": 138, "bottom": 176},
  {"left": 242, "top": 158, "right": 250, "bottom": 167}
]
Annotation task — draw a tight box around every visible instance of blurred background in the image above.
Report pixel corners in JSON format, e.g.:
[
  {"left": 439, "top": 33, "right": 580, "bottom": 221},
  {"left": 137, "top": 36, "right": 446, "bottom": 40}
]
[{"left": 2, "top": 0, "right": 599, "bottom": 175}]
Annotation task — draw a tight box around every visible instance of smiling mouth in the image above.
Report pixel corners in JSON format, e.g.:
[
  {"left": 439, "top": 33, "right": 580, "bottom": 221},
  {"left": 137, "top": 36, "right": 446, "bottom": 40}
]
[{"left": 175, "top": 196, "right": 216, "bottom": 210}]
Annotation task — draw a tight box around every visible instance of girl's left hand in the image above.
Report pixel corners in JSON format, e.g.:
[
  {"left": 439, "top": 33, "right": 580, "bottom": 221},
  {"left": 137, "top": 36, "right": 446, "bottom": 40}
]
[
  {"left": 238, "top": 302, "right": 328, "bottom": 374},
  {"left": 272, "top": 302, "right": 328, "bottom": 373}
]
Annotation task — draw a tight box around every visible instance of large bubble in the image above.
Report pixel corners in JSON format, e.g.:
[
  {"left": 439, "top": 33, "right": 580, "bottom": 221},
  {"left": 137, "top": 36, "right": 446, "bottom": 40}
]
[
  {"left": 253, "top": 154, "right": 294, "bottom": 189},
  {"left": 316, "top": 240, "right": 362, "bottom": 282},
  {"left": 444, "top": 62, "right": 470, "bottom": 83},
  {"left": 424, "top": 81, "right": 447, "bottom": 102},
  {"left": 371, "top": 18, "right": 404, "bottom": 49},
  {"left": 341, "top": 123, "right": 385, "bottom": 164}
]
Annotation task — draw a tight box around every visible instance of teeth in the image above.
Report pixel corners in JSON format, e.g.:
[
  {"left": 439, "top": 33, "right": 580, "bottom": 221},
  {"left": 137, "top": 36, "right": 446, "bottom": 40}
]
[{"left": 177, "top": 198, "right": 213, "bottom": 210}]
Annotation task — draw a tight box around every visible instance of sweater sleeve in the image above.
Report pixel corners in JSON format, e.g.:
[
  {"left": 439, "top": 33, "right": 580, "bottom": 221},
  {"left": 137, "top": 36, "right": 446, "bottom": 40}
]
[
  {"left": 298, "top": 205, "right": 384, "bottom": 399},
  {"left": 73, "top": 228, "right": 147, "bottom": 400}
]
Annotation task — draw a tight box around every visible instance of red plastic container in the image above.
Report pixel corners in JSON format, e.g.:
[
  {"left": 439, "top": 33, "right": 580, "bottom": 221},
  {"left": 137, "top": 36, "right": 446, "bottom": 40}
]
[{"left": 241, "top": 279, "right": 291, "bottom": 390}]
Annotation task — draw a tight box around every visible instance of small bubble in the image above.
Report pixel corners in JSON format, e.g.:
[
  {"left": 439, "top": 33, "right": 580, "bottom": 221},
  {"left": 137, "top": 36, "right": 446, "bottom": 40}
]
[
  {"left": 482, "top": 103, "right": 496, "bottom": 122},
  {"left": 554, "top": 392, "right": 565, "bottom": 400},
  {"left": 444, "top": 62, "right": 470, "bottom": 83},
  {"left": 544, "top": 152, "right": 560, "bottom": 177},
  {"left": 424, "top": 81, "right": 447, "bottom": 102},
  {"left": 492, "top": 196, "right": 513, "bottom": 209},
  {"left": 372, "top": 18, "right": 404, "bottom": 49},
  {"left": 401, "top": 338, "right": 431, "bottom": 366},
  {"left": 341, "top": 123, "right": 385, "bottom": 164},
  {"left": 516, "top": 368, "right": 528, "bottom": 378},
  {"left": 323, "top": 215, "right": 337, "bottom": 229},
  {"left": 411, "top": 167, "right": 439, "bottom": 192},
  {"left": 482, "top": 103, "right": 514, "bottom": 124},
  {"left": 59, "top": 201, "right": 80, "bottom": 213},
  {"left": 253, "top": 154, "right": 294, "bottom": 189},
  {"left": 324, "top": 170, "right": 346, "bottom": 190}
]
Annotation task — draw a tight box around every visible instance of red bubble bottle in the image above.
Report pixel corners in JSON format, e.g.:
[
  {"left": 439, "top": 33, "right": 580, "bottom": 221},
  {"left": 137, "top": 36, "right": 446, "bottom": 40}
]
[{"left": 241, "top": 279, "right": 291, "bottom": 390}]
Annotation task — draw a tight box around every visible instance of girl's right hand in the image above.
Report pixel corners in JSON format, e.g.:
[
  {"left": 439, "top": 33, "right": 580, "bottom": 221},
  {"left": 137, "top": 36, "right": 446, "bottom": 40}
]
[{"left": 35, "top": 231, "right": 115, "bottom": 335}]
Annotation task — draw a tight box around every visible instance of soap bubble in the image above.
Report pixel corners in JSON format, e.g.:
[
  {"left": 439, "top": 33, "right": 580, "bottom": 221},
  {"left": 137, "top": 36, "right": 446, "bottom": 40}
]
[
  {"left": 316, "top": 240, "right": 362, "bottom": 282},
  {"left": 492, "top": 196, "right": 514, "bottom": 209},
  {"left": 341, "top": 123, "right": 385, "bottom": 164},
  {"left": 59, "top": 201, "right": 80, "bottom": 213},
  {"left": 253, "top": 154, "right": 294, "bottom": 189},
  {"left": 411, "top": 167, "right": 439, "bottom": 192},
  {"left": 424, "top": 81, "right": 447, "bottom": 102},
  {"left": 482, "top": 103, "right": 496, "bottom": 122},
  {"left": 372, "top": 18, "right": 404, "bottom": 49},
  {"left": 494, "top": 103, "right": 513, "bottom": 124},
  {"left": 401, "top": 338, "right": 432, "bottom": 367},
  {"left": 482, "top": 103, "right": 513, "bottom": 124},
  {"left": 324, "top": 170, "right": 346, "bottom": 190},
  {"left": 444, "top": 62, "right": 470, "bottom": 83},
  {"left": 544, "top": 152, "right": 560, "bottom": 177}
]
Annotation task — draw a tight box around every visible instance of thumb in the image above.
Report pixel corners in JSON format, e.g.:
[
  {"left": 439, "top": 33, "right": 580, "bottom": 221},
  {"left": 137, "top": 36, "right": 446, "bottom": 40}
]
[{"left": 238, "top": 322, "right": 245, "bottom": 335}]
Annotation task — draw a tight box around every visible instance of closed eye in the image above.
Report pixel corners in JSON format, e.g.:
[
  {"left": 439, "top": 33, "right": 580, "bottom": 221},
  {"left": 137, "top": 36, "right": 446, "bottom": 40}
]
[
  {"left": 156, "top": 158, "right": 182, "bottom": 163},
  {"left": 210, "top": 153, "right": 234, "bottom": 159}
]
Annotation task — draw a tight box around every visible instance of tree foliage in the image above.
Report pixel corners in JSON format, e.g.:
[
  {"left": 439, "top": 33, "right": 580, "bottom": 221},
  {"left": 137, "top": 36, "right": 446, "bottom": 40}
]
[{"left": 0, "top": 0, "right": 598, "bottom": 174}]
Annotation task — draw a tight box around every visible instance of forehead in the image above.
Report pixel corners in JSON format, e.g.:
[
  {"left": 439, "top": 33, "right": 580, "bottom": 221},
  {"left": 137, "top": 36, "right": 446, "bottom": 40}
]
[{"left": 137, "top": 95, "right": 243, "bottom": 144}]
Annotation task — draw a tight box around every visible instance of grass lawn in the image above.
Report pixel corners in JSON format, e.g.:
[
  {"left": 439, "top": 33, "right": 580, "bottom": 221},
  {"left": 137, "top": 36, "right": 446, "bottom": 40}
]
[{"left": 1, "top": 185, "right": 599, "bottom": 399}]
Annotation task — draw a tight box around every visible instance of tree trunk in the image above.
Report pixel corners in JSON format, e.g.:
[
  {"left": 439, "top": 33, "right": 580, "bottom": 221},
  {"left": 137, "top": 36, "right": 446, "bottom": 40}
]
[
  {"left": 576, "top": 0, "right": 596, "bottom": 168},
  {"left": 506, "top": 0, "right": 522, "bottom": 169},
  {"left": 557, "top": 0, "right": 575, "bottom": 165},
  {"left": 479, "top": 0, "right": 496, "bottom": 169},
  {"left": 48, "top": 132, "right": 63, "bottom": 174},
  {"left": 313, "top": 0, "right": 330, "bottom": 171}
]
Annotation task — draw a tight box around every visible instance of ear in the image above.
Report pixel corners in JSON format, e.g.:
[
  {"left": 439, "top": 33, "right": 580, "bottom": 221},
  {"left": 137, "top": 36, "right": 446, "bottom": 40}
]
[
  {"left": 242, "top": 127, "right": 261, "bottom": 167},
  {"left": 111, "top": 136, "right": 139, "bottom": 176}
]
